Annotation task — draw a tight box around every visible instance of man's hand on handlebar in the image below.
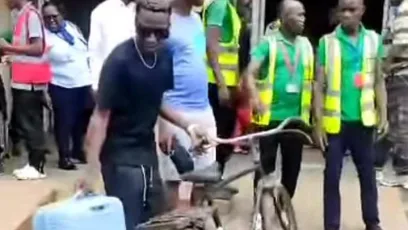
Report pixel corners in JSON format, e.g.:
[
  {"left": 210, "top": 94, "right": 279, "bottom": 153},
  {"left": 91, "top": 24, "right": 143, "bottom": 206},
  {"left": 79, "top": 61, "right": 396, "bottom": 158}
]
[{"left": 186, "top": 124, "right": 212, "bottom": 154}]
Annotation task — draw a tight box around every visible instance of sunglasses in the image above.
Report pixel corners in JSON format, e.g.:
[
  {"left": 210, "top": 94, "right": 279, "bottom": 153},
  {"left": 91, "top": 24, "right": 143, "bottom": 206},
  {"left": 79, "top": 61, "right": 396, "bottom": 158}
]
[{"left": 137, "top": 27, "right": 169, "bottom": 40}]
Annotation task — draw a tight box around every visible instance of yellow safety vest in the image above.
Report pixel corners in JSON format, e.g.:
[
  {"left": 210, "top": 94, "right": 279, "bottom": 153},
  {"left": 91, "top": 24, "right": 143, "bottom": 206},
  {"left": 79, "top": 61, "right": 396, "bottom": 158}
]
[
  {"left": 323, "top": 30, "right": 379, "bottom": 134},
  {"left": 252, "top": 36, "right": 314, "bottom": 126},
  {"left": 202, "top": 1, "right": 242, "bottom": 86}
]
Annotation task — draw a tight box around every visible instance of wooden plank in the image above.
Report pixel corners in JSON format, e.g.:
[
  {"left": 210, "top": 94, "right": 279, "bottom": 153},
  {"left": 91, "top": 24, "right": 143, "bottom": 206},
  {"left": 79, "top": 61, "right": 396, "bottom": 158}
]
[{"left": 0, "top": 180, "right": 56, "bottom": 230}]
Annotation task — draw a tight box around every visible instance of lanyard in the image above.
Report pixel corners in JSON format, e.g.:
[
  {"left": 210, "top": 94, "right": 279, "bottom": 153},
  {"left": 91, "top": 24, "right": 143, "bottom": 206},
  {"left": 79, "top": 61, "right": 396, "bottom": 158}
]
[{"left": 279, "top": 41, "right": 301, "bottom": 78}]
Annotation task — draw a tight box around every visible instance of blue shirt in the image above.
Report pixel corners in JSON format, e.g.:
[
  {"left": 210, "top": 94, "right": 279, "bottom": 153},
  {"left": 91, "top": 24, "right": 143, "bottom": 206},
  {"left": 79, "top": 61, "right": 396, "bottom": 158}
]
[
  {"left": 46, "top": 22, "right": 92, "bottom": 88},
  {"left": 98, "top": 39, "right": 174, "bottom": 166},
  {"left": 164, "top": 12, "right": 209, "bottom": 111}
]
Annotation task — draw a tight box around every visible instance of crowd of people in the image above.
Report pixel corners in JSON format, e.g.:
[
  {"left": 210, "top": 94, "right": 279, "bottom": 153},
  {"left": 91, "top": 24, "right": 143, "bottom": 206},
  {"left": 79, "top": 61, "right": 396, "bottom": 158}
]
[{"left": 1, "top": 0, "right": 408, "bottom": 229}]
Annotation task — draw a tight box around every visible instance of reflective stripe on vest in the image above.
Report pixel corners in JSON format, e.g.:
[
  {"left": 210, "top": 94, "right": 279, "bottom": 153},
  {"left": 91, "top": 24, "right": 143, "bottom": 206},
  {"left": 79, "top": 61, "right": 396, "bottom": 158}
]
[
  {"left": 12, "top": 5, "right": 51, "bottom": 84},
  {"left": 252, "top": 36, "right": 314, "bottom": 126},
  {"left": 203, "top": 2, "right": 241, "bottom": 86},
  {"left": 323, "top": 31, "right": 379, "bottom": 134}
]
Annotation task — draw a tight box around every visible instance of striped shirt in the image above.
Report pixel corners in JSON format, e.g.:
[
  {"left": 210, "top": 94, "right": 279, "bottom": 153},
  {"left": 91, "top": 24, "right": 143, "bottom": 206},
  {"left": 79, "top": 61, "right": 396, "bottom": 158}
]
[{"left": 392, "top": 0, "right": 408, "bottom": 47}]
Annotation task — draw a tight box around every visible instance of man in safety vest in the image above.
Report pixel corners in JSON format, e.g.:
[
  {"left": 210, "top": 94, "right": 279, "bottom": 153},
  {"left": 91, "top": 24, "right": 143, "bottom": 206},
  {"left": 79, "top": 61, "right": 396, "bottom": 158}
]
[
  {"left": 0, "top": 0, "right": 51, "bottom": 180},
  {"left": 203, "top": 0, "right": 242, "bottom": 198},
  {"left": 314, "top": 0, "right": 387, "bottom": 229},
  {"left": 245, "top": 0, "right": 313, "bottom": 198}
]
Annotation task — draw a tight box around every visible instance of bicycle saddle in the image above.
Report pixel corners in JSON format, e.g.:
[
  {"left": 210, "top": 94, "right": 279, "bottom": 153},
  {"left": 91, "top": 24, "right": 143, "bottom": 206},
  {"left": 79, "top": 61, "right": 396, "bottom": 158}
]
[{"left": 180, "top": 162, "right": 222, "bottom": 184}]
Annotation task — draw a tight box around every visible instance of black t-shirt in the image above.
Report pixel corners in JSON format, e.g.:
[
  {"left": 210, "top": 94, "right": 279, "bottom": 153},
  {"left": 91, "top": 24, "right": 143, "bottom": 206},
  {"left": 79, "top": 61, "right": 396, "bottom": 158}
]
[{"left": 98, "top": 39, "right": 174, "bottom": 166}]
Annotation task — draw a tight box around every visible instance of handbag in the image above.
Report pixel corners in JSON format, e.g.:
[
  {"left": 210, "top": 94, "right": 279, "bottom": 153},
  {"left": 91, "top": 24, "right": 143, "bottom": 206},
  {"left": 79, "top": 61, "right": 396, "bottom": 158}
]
[{"left": 169, "top": 139, "right": 194, "bottom": 175}]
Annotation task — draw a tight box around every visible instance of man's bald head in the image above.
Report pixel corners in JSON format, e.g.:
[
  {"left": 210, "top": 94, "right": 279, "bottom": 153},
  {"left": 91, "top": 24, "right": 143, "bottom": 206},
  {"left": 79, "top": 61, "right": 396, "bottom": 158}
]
[
  {"left": 339, "top": 0, "right": 364, "bottom": 6},
  {"left": 277, "top": 0, "right": 306, "bottom": 35},
  {"left": 278, "top": 0, "right": 303, "bottom": 18},
  {"left": 337, "top": 0, "right": 365, "bottom": 30}
]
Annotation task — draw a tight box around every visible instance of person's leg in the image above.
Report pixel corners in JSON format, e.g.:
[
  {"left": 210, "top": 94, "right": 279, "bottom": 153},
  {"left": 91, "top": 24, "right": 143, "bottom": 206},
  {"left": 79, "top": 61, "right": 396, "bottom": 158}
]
[
  {"left": 232, "top": 115, "right": 243, "bottom": 153},
  {"left": 11, "top": 89, "right": 25, "bottom": 158},
  {"left": 49, "top": 85, "right": 76, "bottom": 170},
  {"left": 254, "top": 124, "right": 279, "bottom": 193},
  {"left": 324, "top": 127, "right": 347, "bottom": 230},
  {"left": 72, "top": 86, "right": 92, "bottom": 163},
  {"left": 385, "top": 75, "right": 408, "bottom": 187},
  {"left": 348, "top": 123, "right": 380, "bottom": 228},
  {"left": 393, "top": 145, "right": 408, "bottom": 175},
  {"left": 11, "top": 89, "right": 48, "bottom": 179},
  {"left": 208, "top": 83, "right": 237, "bottom": 173},
  {"left": 374, "top": 137, "right": 392, "bottom": 171},
  {"left": 279, "top": 134, "right": 303, "bottom": 198},
  {"left": 101, "top": 164, "right": 151, "bottom": 230},
  {"left": 147, "top": 167, "right": 166, "bottom": 216},
  {"left": 24, "top": 90, "right": 48, "bottom": 173}
]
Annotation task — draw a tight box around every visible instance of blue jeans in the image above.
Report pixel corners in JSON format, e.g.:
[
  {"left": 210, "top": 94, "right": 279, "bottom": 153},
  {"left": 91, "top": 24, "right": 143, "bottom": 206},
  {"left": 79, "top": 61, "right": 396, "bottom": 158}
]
[
  {"left": 324, "top": 122, "right": 379, "bottom": 230},
  {"left": 101, "top": 164, "right": 162, "bottom": 230}
]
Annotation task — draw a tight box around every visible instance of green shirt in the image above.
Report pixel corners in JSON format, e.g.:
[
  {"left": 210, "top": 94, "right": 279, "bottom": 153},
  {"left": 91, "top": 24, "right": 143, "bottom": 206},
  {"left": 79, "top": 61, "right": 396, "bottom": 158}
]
[
  {"left": 205, "top": 0, "right": 233, "bottom": 43},
  {"left": 251, "top": 31, "right": 306, "bottom": 122},
  {"left": 317, "top": 26, "right": 384, "bottom": 121}
]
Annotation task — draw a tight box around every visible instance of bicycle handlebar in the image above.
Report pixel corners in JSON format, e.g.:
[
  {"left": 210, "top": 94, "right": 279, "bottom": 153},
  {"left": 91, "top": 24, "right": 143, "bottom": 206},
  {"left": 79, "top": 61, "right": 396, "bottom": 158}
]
[{"left": 207, "top": 117, "right": 313, "bottom": 146}]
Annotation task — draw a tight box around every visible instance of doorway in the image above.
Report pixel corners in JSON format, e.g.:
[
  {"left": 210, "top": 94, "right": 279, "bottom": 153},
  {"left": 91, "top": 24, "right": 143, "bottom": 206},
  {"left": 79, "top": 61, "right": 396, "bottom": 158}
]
[{"left": 53, "top": 0, "right": 103, "bottom": 39}]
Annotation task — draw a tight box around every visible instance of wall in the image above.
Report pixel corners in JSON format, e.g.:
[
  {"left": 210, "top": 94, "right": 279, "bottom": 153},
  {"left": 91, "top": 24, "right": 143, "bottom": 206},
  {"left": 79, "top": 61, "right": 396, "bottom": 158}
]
[
  {"left": 0, "top": 0, "right": 10, "bottom": 33},
  {"left": 0, "top": 0, "right": 12, "bottom": 124}
]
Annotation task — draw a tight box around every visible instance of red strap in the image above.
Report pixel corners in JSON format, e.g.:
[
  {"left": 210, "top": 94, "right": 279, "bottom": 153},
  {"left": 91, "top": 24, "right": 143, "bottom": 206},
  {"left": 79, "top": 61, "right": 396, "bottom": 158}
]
[{"left": 279, "top": 42, "right": 301, "bottom": 78}]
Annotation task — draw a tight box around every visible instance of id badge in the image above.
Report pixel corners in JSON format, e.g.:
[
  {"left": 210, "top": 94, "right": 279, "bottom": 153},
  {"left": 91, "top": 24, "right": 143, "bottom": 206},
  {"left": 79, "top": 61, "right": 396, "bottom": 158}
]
[
  {"left": 286, "top": 83, "right": 300, "bottom": 94},
  {"left": 354, "top": 73, "right": 364, "bottom": 89}
]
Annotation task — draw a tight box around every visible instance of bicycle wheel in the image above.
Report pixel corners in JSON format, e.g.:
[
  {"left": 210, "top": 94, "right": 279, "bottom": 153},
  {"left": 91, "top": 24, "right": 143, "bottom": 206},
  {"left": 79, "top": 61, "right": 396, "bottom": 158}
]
[
  {"left": 261, "top": 186, "right": 298, "bottom": 230},
  {"left": 259, "top": 188, "right": 277, "bottom": 230},
  {"left": 272, "top": 185, "right": 298, "bottom": 230}
]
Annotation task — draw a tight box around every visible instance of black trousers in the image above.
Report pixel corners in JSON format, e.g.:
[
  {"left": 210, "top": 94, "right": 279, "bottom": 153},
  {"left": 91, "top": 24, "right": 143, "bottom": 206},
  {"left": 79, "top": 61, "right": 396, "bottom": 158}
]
[
  {"left": 374, "top": 137, "right": 408, "bottom": 175},
  {"left": 48, "top": 84, "right": 93, "bottom": 161},
  {"left": 102, "top": 163, "right": 163, "bottom": 230},
  {"left": 12, "top": 88, "right": 47, "bottom": 171},
  {"left": 324, "top": 122, "right": 379, "bottom": 230},
  {"left": 253, "top": 121, "right": 303, "bottom": 198},
  {"left": 208, "top": 83, "right": 237, "bottom": 173}
]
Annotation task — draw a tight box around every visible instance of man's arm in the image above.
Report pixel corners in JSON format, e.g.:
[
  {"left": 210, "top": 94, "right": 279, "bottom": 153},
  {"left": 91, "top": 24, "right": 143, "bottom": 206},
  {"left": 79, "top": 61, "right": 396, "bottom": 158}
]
[
  {"left": 84, "top": 107, "right": 110, "bottom": 177},
  {"left": 1, "top": 11, "right": 44, "bottom": 56},
  {"left": 205, "top": 0, "right": 228, "bottom": 87},
  {"left": 375, "top": 41, "right": 387, "bottom": 124},
  {"left": 84, "top": 50, "right": 122, "bottom": 175},
  {"left": 313, "top": 38, "right": 326, "bottom": 122},
  {"left": 159, "top": 104, "right": 190, "bottom": 132},
  {"left": 243, "top": 39, "right": 269, "bottom": 106},
  {"left": 88, "top": 10, "right": 103, "bottom": 91}
]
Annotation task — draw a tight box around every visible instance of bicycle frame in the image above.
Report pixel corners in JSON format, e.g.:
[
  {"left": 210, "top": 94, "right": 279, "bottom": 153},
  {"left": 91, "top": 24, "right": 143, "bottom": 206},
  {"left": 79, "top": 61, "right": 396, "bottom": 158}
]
[{"left": 196, "top": 117, "right": 311, "bottom": 229}]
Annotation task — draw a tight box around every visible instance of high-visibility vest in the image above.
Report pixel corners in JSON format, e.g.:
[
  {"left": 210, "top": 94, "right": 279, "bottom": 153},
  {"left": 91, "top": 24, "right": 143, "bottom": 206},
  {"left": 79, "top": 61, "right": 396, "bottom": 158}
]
[
  {"left": 11, "top": 4, "right": 51, "bottom": 84},
  {"left": 202, "top": 1, "right": 241, "bottom": 86},
  {"left": 322, "top": 30, "right": 379, "bottom": 134},
  {"left": 252, "top": 36, "right": 314, "bottom": 126}
]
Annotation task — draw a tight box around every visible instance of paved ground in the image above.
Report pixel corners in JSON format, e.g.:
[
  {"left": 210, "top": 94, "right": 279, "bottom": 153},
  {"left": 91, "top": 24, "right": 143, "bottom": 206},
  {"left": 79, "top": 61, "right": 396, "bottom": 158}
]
[
  {"left": 1, "top": 147, "right": 408, "bottom": 230},
  {"left": 222, "top": 151, "right": 408, "bottom": 229}
]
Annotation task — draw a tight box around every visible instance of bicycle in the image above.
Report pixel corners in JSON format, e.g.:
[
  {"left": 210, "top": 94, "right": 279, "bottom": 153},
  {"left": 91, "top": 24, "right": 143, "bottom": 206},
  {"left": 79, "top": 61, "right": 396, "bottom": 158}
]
[{"left": 138, "top": 117, "right": 312, "bottom": 230}]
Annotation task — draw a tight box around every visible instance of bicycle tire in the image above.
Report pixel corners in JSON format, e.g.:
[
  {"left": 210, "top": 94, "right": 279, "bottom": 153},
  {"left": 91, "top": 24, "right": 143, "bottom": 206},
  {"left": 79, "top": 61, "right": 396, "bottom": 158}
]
[
  {"left": 270, "top": 185, "right": 298, "bottom": 230},
  {"left": 259, "top": 188, "right": 277, "bottom": 230}
]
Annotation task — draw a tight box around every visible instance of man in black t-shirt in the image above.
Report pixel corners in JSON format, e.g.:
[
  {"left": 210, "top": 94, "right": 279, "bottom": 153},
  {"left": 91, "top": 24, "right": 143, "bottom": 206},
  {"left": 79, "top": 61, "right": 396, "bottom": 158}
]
[{"left": 78, "top": 1, "right": 210, "bottom": 229}]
